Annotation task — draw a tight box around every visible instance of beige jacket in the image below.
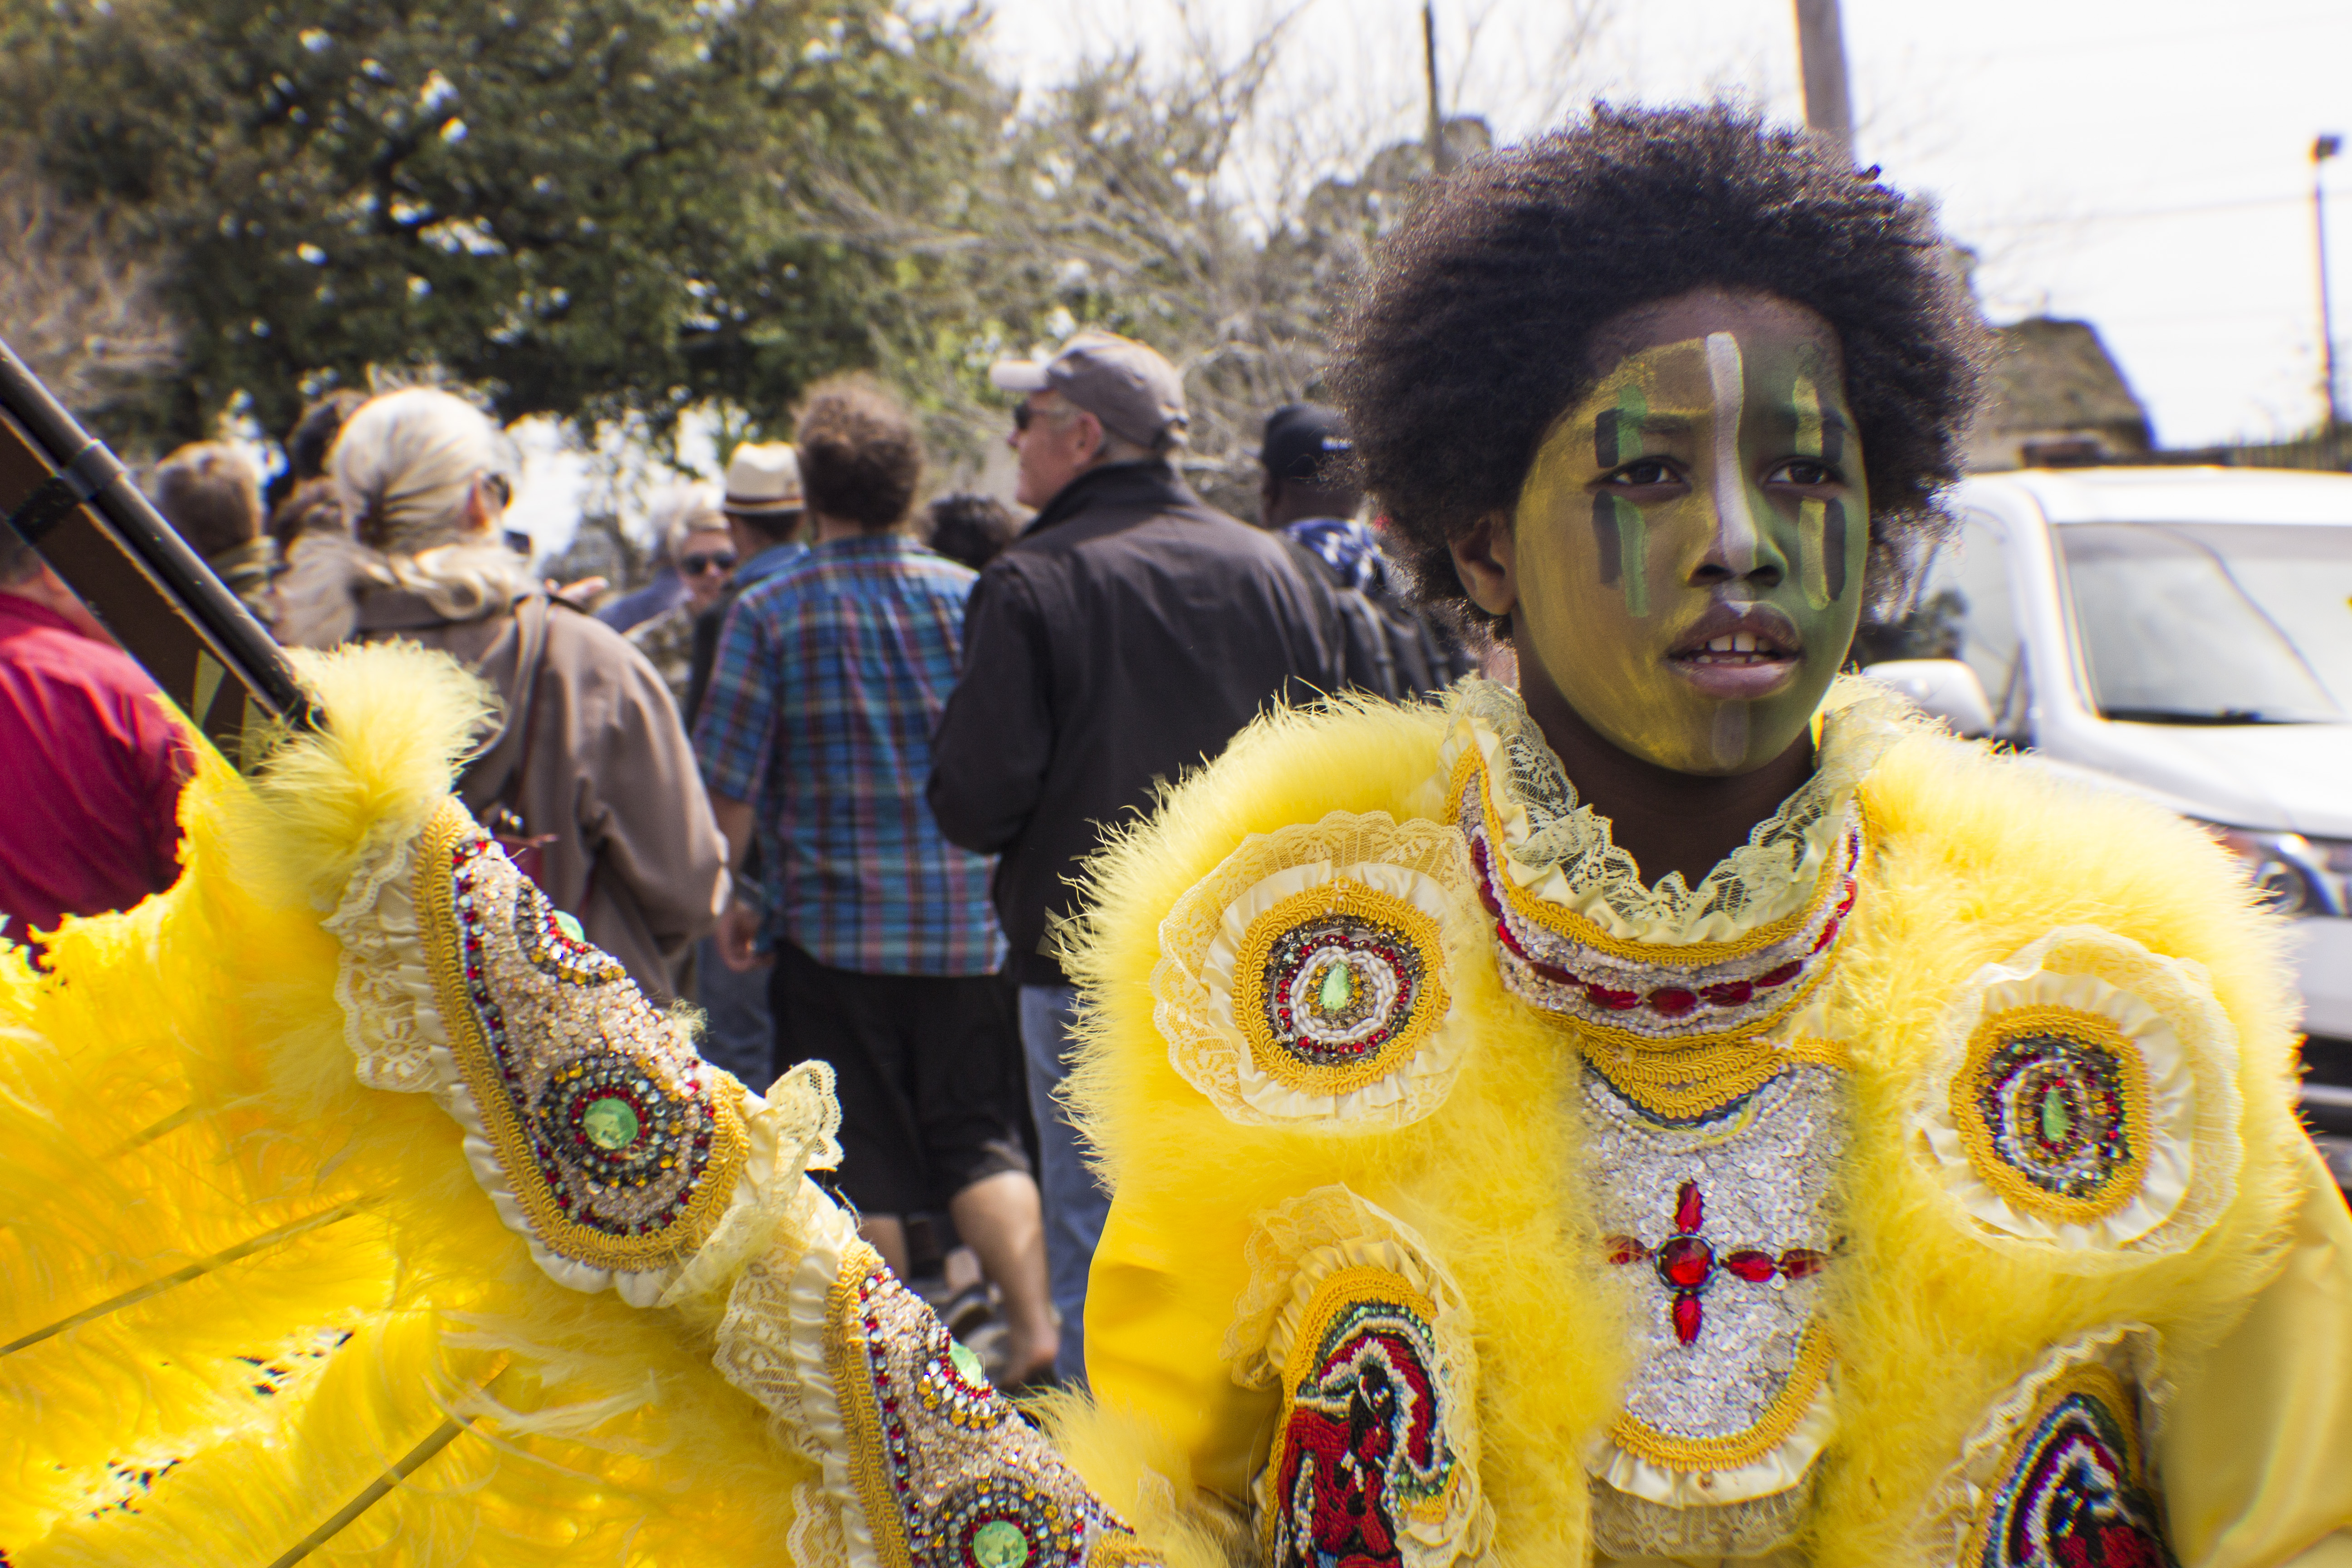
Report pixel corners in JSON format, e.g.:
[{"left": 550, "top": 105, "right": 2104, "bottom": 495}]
[{"left": 354, "top": 589, "right": 727, "bottom": 1003}]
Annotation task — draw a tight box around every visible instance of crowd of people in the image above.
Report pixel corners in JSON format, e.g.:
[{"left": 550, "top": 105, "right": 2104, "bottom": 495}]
[{"left": 0, "top": 328, "right": 1468, "bottom": 1387}]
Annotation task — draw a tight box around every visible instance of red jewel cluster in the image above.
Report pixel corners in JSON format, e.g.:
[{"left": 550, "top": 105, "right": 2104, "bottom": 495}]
[
  {"left": 1605, "top": 1181, "right": 1827, "bottom": 1344},
  {"left": 1466, "top": 832, "right": 1857, "bottom": 1022},
  {"left": 452, "top": 836, "right": 715, "bottom": 1238}
]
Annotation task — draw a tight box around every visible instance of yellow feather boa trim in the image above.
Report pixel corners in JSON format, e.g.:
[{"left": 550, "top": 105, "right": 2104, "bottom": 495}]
[{"left": 0, "top": 644, "right": 820, "bottom": 1565}]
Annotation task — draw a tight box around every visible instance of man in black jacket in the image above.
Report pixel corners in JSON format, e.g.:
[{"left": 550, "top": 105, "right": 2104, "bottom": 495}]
[
  {"left": 928, "top": 332, "right": 1347, "bottom": 1383},
  {"left": 1258, "top": 402, "right": 1476, "bottom": 701}
]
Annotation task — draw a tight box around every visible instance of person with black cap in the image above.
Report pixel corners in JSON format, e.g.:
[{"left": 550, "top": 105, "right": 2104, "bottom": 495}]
[
  {"left": 1259, "top": 402, "right": 1476, "bottom": 701},
  {"left": 927, "top": 330, "right": 1347, "bottom": 1386}
]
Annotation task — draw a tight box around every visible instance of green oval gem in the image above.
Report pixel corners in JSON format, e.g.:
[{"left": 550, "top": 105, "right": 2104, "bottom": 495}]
[
  {"left": 2040, "top": 1086, "right": 2073, "bottom": 1144},
  {"left": 583, "top": 1095, "right": 640, "bottom": 1151},
  {"left": 1316, "top": 958, "right": 1356, "bottom": 1014},
  {"left": 551, "top": 910, "right": 587, "bottom": 943},
  {"left": 949, "top": 1338, "right": 989, "bottom": 1387},
  {"left": 971, "top": 1519, "right": 1029, "bottom": 1568}
]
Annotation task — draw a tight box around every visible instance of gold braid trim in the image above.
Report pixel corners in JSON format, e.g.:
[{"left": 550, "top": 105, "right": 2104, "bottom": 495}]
[
  {"left": 1233, "top": 880, "right": 1451, "bottom": 1098},
  {"left": 1952, "top": 1005, "right": 2153, "bottom": 1225},
  {"left": 821, "top": 1240, "right": 916, "bottom": 1568},
  {"left": 1611, "top": 1320, "right": 1834, "bottom": 1472},
  {"left": 1581, "top": 1035, "right": 1851, "bottom": 1122},
  {"left": 414, "top": 799, "right": 749, "bottom": 1273}
]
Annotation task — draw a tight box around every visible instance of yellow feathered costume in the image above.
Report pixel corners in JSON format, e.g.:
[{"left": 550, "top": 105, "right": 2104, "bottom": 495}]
[
  {"left": 0, "top": 643, "right": 1139, "bottom": 1568},
  {"left": 1060, "top": 677, "right": 2352, "bottom": 1567},
  {"left": 5, "top": 646, "right": 2350, "bottom": 1568}
]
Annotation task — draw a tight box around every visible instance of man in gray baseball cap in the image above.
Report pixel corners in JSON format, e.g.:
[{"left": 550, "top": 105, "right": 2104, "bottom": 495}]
[
  {"left": 933, "top": 331, "right": 1347, "bottom": 1383},
  {"left": 986, "top": 330, "right": 1190, "bottom": 507}
]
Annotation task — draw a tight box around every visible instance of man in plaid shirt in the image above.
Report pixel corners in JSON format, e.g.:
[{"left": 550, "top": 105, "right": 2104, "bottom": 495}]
[{"left": 694, "top": 376, "right": 1057, "bottom": 1385}]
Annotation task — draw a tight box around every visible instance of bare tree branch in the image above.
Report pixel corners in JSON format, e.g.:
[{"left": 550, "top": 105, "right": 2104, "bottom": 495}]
[{"left": 0, "top": 145, "right": 181, "bottom": 425}]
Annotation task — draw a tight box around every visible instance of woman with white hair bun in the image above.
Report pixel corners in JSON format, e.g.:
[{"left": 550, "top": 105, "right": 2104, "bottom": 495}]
[{"left": 296, "top": 386, "right": 728, "bottom": 1003}]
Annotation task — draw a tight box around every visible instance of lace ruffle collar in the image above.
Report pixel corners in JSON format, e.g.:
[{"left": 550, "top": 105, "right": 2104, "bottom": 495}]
[{"left": 1437, "top": 675, "right": 1908, "bottom": 946}]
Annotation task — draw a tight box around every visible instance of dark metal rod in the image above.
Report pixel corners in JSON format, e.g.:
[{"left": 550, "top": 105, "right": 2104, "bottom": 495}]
[{"left": 0, "top": 333, "right": 317, "bottom": 746}]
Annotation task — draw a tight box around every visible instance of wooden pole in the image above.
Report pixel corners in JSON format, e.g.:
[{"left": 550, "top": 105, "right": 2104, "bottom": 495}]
[
  {"left": 1424, "top": 2, "right": 1446, "bottom": 175},
  {"left": 1793, "top": 0, "right": 1854, "bottom": 152},
  {"left": 2316, "top": 135, "right": 2343, "bottom": 461}
]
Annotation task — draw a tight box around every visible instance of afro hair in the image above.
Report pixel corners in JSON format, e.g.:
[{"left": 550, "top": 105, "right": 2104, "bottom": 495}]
[{"left": 1331, "top": 102, "right": 1989, "bottom": 627}]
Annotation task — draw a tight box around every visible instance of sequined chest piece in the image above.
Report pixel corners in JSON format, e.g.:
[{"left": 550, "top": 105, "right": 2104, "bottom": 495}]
[{"left": 1584, "top": 1064, "right": 1847, "bottom": 1549}]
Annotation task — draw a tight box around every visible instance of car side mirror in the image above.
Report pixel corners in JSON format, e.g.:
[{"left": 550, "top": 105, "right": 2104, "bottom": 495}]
[{"left": 1862, "top": 658, "right": 1994, "bottom": 739}]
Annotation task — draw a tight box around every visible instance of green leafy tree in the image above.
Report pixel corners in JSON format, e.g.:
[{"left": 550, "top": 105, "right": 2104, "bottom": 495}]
[{"left": 3, "top": 0, "right": 1004, "bottom": 446}]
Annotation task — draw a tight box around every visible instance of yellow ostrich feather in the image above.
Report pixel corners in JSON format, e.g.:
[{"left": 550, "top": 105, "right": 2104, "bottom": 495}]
[{"left": 2, "top": 642, "right": 815, "bottom": 1565}]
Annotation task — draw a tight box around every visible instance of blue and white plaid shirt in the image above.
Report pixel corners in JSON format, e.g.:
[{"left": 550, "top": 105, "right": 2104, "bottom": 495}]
[{"left": 694, "top": 534, "right": 1005, "bottom": 976}]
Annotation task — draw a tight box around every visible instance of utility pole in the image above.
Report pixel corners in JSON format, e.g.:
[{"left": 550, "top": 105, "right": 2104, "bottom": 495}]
[
  {"left": 1792, "top": 0, "right": 1854, "bottom": 153},
  {"left": 1424, "top": 3, "right": 1447, "bottom": 176},
  {"left": 2316, "top": 134, "right": 2343, "bottom": 464}
]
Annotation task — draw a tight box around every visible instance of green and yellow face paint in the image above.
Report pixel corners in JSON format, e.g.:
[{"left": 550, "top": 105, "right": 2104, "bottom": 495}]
[{"left": 1507, "top": 310, "right": 1869, "bottom": 776}]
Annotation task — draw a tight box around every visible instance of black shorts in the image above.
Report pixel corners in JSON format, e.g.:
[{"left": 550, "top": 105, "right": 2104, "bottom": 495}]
[{"left": 769, "top": 941, "right": 1030, "bottom": 1218}]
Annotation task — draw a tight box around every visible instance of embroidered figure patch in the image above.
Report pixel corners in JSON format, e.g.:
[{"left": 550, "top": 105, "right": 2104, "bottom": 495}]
[
  {"left": 416, "top": 807, "right": 747, "bottom": 1274},
  {"left": 823, "top": 1246, "right": 1149, "bottom": 1568},
  {"left": 1963, "top": 1362, "right": 2175, "bottom": 1568},
  {"left": 1267, "top": 1267, "right": 1470, "bottom": 1568},
  {"left": 1237, "top": 883, "right": 1446, "bottom": 1096}
]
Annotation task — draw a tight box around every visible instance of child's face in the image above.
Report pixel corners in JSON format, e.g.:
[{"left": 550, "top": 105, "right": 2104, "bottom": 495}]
[{"left": 1500, "top": 289, "right": 1868, "bottom": 775}]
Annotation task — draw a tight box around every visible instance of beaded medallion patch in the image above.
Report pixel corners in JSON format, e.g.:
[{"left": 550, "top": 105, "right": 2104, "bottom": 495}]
[
  {"left": 1956, "top": 1010, "right": 2151, "bottom": 1227},
  {"left": 1962, "top": 1362, "right": 2174, "bottom": 1568},
  {"left": 1235, "top": 882, "right": 1447, "bottom": 1096},
  {"left": 1265, "top": 1266, "right": 1471, "bottom": 1568},
  {"left": 823, "top": 1245, "right": 1150, "bottom": 1568},
  {"left": 1452, "top": 747, "right": 1860, "bottom": 1051},
  {"left": 415, "top": 802, "right": 746, "bottom": 1272}
]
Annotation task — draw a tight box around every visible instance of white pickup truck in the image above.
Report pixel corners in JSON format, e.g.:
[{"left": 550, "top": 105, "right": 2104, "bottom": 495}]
[{"left": 1861, "top": 466, "right": 2352, "bottom": 1176}]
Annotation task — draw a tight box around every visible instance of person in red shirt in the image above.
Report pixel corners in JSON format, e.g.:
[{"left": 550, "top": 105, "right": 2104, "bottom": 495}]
[{"left": 0, "top": 526, "right": 191, "bottom": 954}]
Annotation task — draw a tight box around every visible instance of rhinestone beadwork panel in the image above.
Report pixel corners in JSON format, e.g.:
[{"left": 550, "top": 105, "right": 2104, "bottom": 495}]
[
  {"left": 821, "top": 1246, "right": 1150, "bottom": 1568},
  {"left": 1584, "top": 1063, "right": 1846, "bottom": 1473},
  {"left": 415, "top": 803, "right": 746, "bottom": 1271},
  {"left": 1955, "top": 1009, "right": 2152, "bottom": 1226}
]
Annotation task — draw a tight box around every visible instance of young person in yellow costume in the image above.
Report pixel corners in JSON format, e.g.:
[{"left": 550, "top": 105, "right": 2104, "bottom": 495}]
[
  {"left": 1057, "top": 106, "right": 2352, "bottom": 1566},
  {"left": 5, "top": 104, "right": 2348, "bottom": 1568}
]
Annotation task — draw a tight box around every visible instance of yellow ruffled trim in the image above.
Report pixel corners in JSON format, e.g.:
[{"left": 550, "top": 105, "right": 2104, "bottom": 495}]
[
  {"left": 1438, "top": 676, "right": 1901, "bottom": 949},
  {"left": 1912, "top": 925, "right": 2243, "bottom": 1260},
  {"left": 1152, "top": 810, "right": 1477, "bottom": 1130}
]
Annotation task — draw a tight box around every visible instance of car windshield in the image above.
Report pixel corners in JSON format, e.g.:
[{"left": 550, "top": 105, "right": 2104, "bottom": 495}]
[{"left": 2053, "top": 520, "right": 2351, "bottom": 725}]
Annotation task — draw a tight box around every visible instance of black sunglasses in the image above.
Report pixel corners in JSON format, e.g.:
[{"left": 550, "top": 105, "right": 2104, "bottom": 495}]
[
  {"left": 1013, "top": 400, "right": 1074, "bottom": 434},
  {"left": 681, "top": 551, "right": 737, "bottom": 575}
]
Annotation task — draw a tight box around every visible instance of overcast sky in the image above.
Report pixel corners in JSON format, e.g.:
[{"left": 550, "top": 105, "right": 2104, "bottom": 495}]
[
  {"left": 511, "top": 0, "right": 2352, "bottom": 549},
  {"left": 971, "top": 0, "right": 2352, "bottom": 450}
]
